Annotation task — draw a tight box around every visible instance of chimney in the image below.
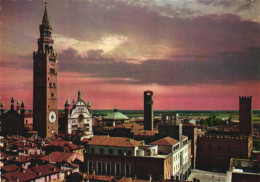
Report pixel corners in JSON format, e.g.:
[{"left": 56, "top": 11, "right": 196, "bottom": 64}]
[{"left": 179, "top": 121, "right": 183, "bottom": 148}]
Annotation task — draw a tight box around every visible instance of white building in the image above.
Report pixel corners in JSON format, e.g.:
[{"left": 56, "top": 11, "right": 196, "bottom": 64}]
[
  {"left": 151, "top": 136, "right": 190, "bottom": 179},
  {"left": 65, "top": 90, "right": 93, "bottom": 136}
]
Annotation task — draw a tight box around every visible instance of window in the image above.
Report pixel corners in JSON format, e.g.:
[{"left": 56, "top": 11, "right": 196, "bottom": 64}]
[
  {"left": 53, "top": 83, "right": 55, "bottom": 87},
  {"left": 91, "top": 148, "right": 95, "bottom": 153},
  {"left": 49, "top": 83, "right": 52, "bottom": 87},
  {"left": 96, "top": 161, "right": 102, "bottom": 175},
  {"left": 115, "top": 163, "right": 121, "bottom": 176},
  {"left": 50, "top": 68, "right": 55, "bottom": 74},
  {"left": 109, "top": 149, "right": 113, "bottom": 155},
  {"left": 125, "top": 164, "right": 131, "bottom": 177},
  {"left": 106, "top": 162, "right": 111, "bottom": 175},
  {"left": 78, "top": 114, "right": 84, "bottom": 123},
  {"left": 100, "top": 148, "right": 104, "bottom": 154},
  {"left": 84, "top": 123, "right": 89, "bottom": 127},
  {"left": 127, "top": 150, "right": 132, "bottom": 156},
  {"left": 238, "top": 147, "right": 242, "bottom": 152},
  {"left": 71, "top": 125, "right": 78, "bottom": 129},
  {"left": 118, "top": 149, "right": 122, "bottom": 155},
  {"left": 88, "top": 161, "right": 93, "bottom": 174},
  {"left": 51, "top": 93, "right": 54, "bottom": 97}
]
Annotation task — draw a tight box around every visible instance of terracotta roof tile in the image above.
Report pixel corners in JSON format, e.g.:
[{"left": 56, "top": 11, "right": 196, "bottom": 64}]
[
  {"left": 133, "top": 129, "right": 158, "bottom": 137},
  {"left": 15, "top": 155, "right": 32, "bottom": 163},
  {"left": 87, "top": 136, "right": 142, "bottom": 148},
  {"left": 150, "top": 137, "right": 179, "bottom": 146},
  {"left": 38, "top": 152, "right": 75, "bottom": 163},
  {"left": 2, "top": 164, "right": 21, "bottom": 173},
  {"left": 3, "top": 168, "right": 38, "bottom": 182},
  {"left": 30, "top": 164, "right": 60, "bottom": 176},
  {"left": 46, "top": 140, "right": 83, "bottom": 150}
]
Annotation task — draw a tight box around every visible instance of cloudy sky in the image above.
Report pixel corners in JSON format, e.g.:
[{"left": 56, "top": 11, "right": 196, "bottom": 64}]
[{"left": 1, "top": 0, "right": 260, "bottom": 110}]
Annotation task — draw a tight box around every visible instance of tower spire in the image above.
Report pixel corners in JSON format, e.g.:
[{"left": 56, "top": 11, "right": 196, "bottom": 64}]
[{"left": 42, "top": 2, "right": 52, "bottom": 28}]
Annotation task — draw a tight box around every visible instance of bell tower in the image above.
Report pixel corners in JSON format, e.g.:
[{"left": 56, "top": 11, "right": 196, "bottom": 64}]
[{"left": 33, "top": 3, "right": 58, "bottom": 138}]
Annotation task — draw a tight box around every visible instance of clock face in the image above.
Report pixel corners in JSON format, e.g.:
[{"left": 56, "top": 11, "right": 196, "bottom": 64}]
[{"left": 48, "top": 111, "right": 57, "bottom": 124}]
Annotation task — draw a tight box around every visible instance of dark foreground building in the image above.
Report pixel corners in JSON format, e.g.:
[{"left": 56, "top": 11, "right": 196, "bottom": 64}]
[{"left": 196, "top": 96, "right": 253, "bottom": 171}]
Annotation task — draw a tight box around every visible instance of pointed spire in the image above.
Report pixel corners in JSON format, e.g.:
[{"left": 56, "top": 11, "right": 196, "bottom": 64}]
[
  {"left": 11, "top": 97, "right": 14, "bottom": 110},
  {"left": 1, "top": 101, "right": 4, "bottom": 108},
  {"left": 42, "top": 2, "right": 52, "bottom": 28},
  {"left": 114, "top": 106, "right": 118, "bottom": 112},
  {"left": 21, "top": 101, "right": 24, "bottom": 108},
  {"left": 17, "top": 99, "right": 20, "bottom": 104},
  {"left": 87, "top": 101, "right": 91, "bottom": 107},
  {"left": 78, "top": 89, "right": 82, "bottom": 101},
  {"left": 73, "top": 98, "right": 76, "bottom": 105},
  {"left": 65, "top": 98, "right": 70, "bottom": 106}
]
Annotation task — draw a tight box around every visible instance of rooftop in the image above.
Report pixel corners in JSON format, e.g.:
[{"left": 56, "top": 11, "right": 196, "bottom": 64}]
[
  {"left": 87, "top": 135, "right": 142, "bottom": 148},
  {"left": 150, "top": 137, "right": 179, "bottom": 146},
  {"left": 38, "top": 151, "right": 75, "bottom": 163}
]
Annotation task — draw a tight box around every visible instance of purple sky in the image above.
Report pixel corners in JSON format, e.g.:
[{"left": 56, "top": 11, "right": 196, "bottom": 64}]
[{"left": 1, "top": 0, "right": 260, "bottom": 110}]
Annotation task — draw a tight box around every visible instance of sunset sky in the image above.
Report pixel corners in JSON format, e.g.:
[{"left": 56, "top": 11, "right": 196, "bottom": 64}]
[{"left": 1, "top": 0, "right": 260, "bottom": 110}]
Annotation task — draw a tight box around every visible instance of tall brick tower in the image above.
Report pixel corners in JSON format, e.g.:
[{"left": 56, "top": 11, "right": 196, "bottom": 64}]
[
  {"left": 33, "top": 4, "right": 58, "bottom": 138},
  {"left": 239, "top": 96, "right": 252, "bottom": 136},
  {"left": 144, "top": 90, "right": 154, "bottom": 131}
]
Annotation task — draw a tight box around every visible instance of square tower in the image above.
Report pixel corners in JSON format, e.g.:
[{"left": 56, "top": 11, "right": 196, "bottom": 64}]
[
  {"left": 239, "top": 96, "right": 252, "bottom": 136},
  {"left": 33, "top": 4, "right": 58, "bottom": 138},
  {"left": 144, "top": 90, "right": 153, "bottom": 131}
]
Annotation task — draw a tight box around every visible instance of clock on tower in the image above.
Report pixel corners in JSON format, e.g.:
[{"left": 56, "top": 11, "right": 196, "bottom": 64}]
[{"left": 33, "top": 4, "right": 58, "bottom": 138}]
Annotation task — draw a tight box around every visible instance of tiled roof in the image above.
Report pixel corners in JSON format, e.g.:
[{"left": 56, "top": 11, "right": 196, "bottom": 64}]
[
  {"left": 38, "top": 152, "right": 74, "bottom": 163},
  {"left": 150, "top": 137, "right": 179, "bottom": 146},
  {"left": 14, "top": 155, "right": 32, "bottom": 163},
  {"left": 133, "top": 129, "right": 158, "bottom": 137},
  {"left": 3, "top": 168, "right": 38, "bottom": 182},
  {"left": 182, "top": 135, "right": 188, "bottom": 140},
  {"left": 2, "top": 164, "right": 20, "bottom": 173},
  {"left": 46, "top": 140, "right": 83, "bottom": 150},
  {"left": 87, "top": 136, "right": 142, "bottom": 148},
  {"left": 114, "top": 123, "right": 143, "bottom": 130},
  {"left": 30, "top": 164, "right": 60, "bottom": 176}
]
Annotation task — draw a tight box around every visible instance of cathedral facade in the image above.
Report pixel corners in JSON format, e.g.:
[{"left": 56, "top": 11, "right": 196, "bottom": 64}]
[{"left": 64, "top": 90, "right": 93, "bottom": 136}]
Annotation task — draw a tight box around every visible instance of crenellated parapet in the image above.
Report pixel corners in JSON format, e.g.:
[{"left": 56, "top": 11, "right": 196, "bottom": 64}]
[
  {"left": 239, "top": 96, "right": 252, "bottom": 101},
  {"left": 198, "top": 133, "right": 250, "bottom": 141}
]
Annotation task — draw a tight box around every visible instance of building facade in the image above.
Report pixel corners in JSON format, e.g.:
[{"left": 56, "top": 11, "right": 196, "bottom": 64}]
[
  {"left": 196, "top": 96, "right": 254, "bottom": 171},
  {"left": 65, "top": 90, "right": 93, "bottom": 136},
  {"left": 84, "top": 136, "right": 174, "bottom": 181},
  {"left": 0, "top": 98, "right": 25, "bottom": 136},
  {"left": 33, "top": 5, "right": 58, "bottom": 138}
]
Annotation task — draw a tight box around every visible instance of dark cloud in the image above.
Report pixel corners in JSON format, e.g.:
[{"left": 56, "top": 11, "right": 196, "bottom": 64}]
[{"left": 58, "top": 46, "right": 260, "bottom": 86}]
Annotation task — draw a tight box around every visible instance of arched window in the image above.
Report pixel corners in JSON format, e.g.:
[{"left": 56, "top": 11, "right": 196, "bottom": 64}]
[
  {"left": 45, "top": 45, "right": 49, "bottom": 51},
  {"left": 78, "top": 114, "right": 84, "bottom": 123}
]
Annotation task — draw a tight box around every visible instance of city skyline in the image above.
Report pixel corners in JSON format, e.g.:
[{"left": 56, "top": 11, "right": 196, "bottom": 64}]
[{"left": 1, "top": 0, "right": 260, "bottom": 110}]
